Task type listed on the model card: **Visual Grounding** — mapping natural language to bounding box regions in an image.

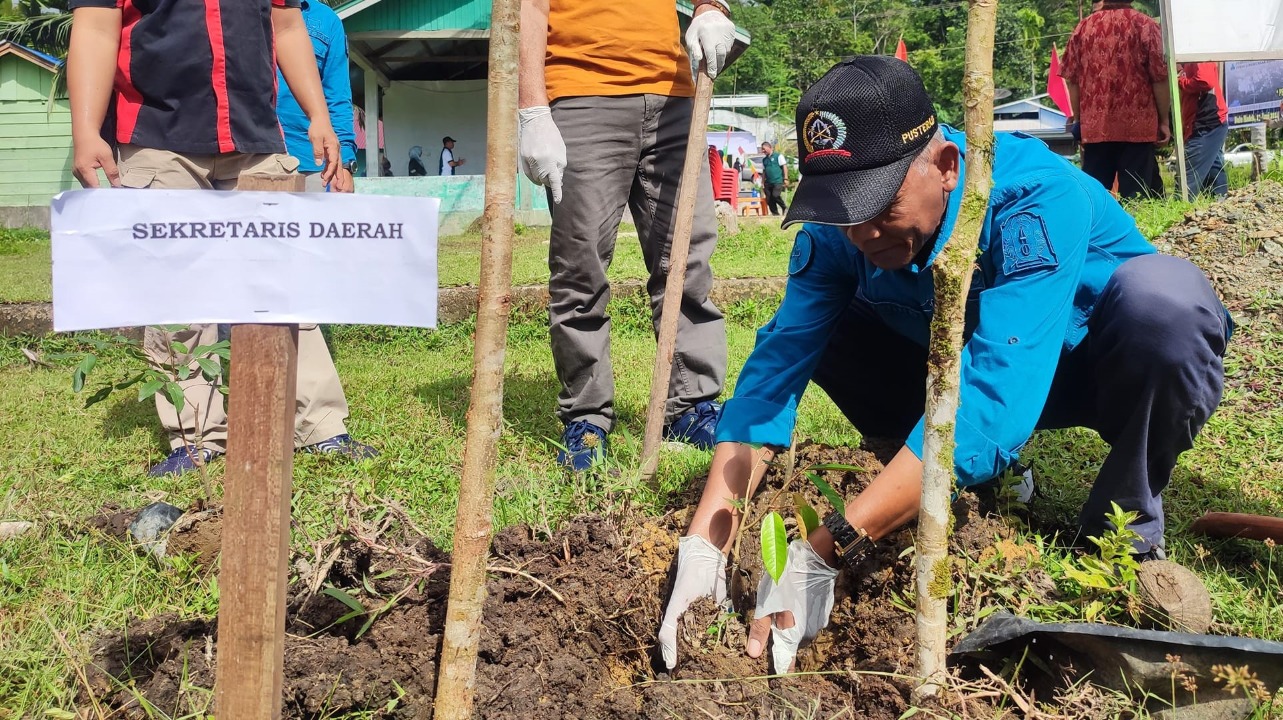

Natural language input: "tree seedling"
[71,326,229,412]
[759,468,853,583]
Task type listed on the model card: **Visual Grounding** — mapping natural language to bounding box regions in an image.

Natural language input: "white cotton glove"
[518,106,567,204]
[657,535,730,670]
[684,7,736,80]
[747,539,838,675]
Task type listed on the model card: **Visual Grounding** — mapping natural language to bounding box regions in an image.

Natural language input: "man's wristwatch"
[821,511,874,571]
[343,160,358,174]
[694,0,732,18]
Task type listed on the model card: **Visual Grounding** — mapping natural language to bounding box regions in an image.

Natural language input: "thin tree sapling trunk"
[913,0,999,701]
[432,0,520,715]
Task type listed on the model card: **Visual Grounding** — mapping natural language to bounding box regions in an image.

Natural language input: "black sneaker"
[148,446,222,477]
[301,434,378,460]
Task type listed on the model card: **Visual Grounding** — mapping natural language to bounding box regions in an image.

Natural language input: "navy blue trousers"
[1183,122,1229,198]
[811,254,1230,552]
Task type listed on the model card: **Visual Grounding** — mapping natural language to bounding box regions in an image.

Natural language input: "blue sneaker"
[557,421,608,471]
[301,434,379,460]
[148,446,222,477]
[663,401,721,450]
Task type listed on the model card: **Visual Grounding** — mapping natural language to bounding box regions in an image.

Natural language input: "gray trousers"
[548,94,727,429]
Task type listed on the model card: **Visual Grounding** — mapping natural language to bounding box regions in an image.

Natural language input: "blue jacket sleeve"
[905,172,1095,485]
[715,227,857,447]
[321,13,357,165]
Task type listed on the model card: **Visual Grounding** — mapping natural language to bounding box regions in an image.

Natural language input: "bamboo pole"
[432,0,519,714]
[1160,0,1189,201]
[640,67,715,484]
[913,0,998,701]
[213,167,305,720]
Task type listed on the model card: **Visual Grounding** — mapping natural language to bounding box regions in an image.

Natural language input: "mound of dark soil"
[81,442,1048,719]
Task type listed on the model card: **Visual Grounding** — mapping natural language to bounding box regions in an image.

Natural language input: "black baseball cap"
[443,136,455,143]
[783,56,938,228]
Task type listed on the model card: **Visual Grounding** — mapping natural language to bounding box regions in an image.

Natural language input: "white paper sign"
[51,189,439,331]
[1171,0,1283,61]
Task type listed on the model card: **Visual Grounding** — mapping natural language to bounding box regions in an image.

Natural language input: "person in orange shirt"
[517,0,736,470]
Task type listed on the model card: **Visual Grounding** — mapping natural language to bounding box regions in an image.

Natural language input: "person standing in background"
[440,136,466,175]
[759,141,789,215]
[66,0,377,476]
[1061,1,1170,199]
[516,0,737,469]
[408,146,427,176]
[1178,62,1229,198]
[276,0,358,192]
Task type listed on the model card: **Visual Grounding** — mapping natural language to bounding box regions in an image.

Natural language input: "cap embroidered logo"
[803,110,850,159]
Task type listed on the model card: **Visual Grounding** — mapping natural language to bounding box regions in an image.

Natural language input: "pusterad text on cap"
[901,115,937,145]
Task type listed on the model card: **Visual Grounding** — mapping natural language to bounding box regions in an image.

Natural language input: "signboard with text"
[1226,60,1283,128]
[51,189,439,331]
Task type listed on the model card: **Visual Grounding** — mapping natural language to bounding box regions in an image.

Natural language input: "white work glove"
[518,106,566,204]
[747,539,838,675]
[657,535,730,670]
[684,7,736,80]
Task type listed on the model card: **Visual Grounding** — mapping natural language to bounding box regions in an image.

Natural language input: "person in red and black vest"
[66,0,377,476]
[1178,62,1229,198]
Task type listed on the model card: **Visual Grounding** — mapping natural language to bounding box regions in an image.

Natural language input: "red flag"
[1047,43,1072,117]
[895,37,908,62]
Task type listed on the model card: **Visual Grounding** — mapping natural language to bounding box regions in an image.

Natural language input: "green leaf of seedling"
[164,382,185,413]
[196,358,222,381]
[761,511,789,584]
[177,365,191,381]
[808,463,867,473]
[806,472,846,517]
[72,355,97,393]
[792,492,820,539]
[138,379,165,401]
[114,371,145,390]
[83,385,113,408]
[322,586,366,613]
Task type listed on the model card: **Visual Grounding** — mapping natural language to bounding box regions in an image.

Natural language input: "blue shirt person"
[657,56,1231,675]
[276,0,358,189]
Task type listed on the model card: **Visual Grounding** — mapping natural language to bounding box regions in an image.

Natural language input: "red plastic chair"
[707,147,738,211]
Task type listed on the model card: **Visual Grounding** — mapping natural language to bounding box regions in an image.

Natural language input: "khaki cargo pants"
[117,145,351,452]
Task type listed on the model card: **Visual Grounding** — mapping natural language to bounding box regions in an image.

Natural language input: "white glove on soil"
[518,106,566,204]
[748,539,838,675]
[684,8,736,80]
[658,534,730,670]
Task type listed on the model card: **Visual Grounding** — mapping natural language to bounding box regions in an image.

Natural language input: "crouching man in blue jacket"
[657,56,1232,674]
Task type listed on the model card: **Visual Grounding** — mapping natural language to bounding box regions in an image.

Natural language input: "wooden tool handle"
[1188,512,1283,543]
[639,67,715,484]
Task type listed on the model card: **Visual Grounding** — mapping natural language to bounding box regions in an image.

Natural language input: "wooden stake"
[913,0,998,701]
[640,67,714,484]
[213,169,304,720]
[1159,0,1189,201]
[432,0,519,715]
